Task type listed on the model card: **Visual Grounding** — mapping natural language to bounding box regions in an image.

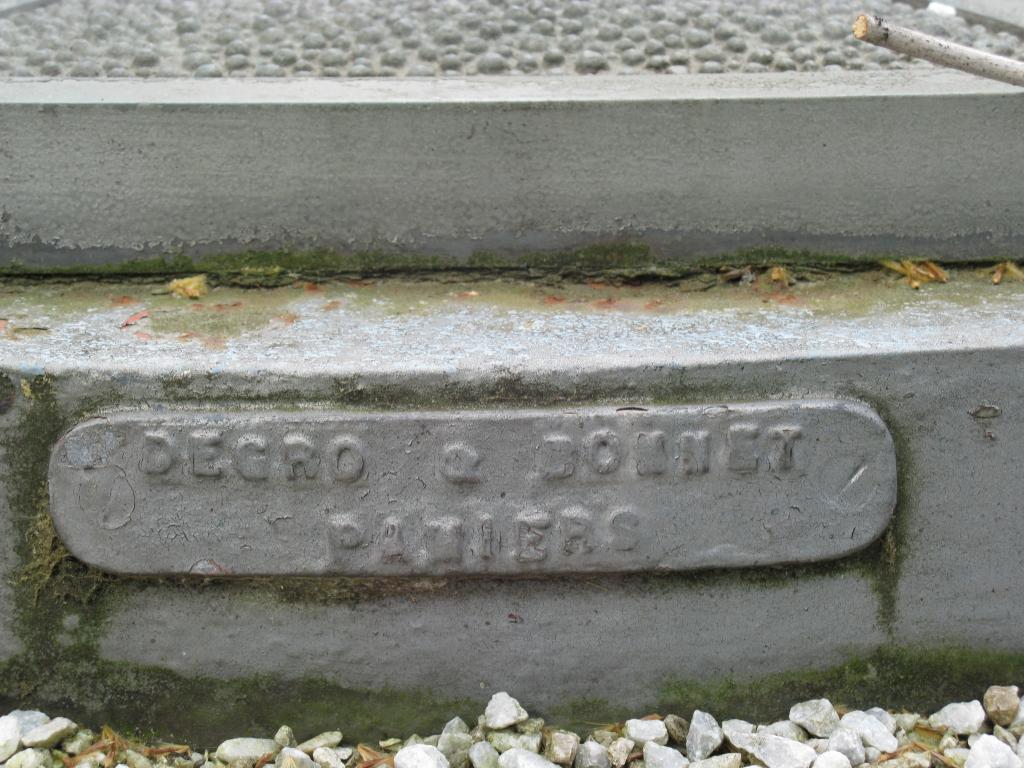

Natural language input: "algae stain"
[656,645,1024,724]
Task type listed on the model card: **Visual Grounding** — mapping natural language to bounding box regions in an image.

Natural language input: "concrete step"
[0,270,1021,740]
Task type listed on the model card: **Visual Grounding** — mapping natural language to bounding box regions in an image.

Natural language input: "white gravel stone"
[688,757,739,768]
[811,752,851,768]
[21,717,77,749]
[686,712,723,762]
[5,749,49,768]
[312,747,347,768]
[0,715,20,763]
[825,727,864,766]
[789,701,840,739]
[988,688,1023,728]
[642,742,687,768]
[625,721,668,748]
[965,734,1023,768]
[996,725,1019,749]
[470,742,500,768]
[720,720,753,747]
[486,694,529,730]
[607,738,634,768]
[6,713,48,733]
[298,732,343,754]
[947,748,971,764]
[839,711,898,752]
[438,732,475,759]
[544,732,580,766]
[865,708,896,734]
[888,754,929,768]
[864,747,881,763]
[1011,701,1024,738]
[929,701,987,735]
[498,749,558,768]
[488,732,542,754]
[728,732,816,768]
[277,747,317,768]
[215,738,282,764]
[893,714,921,733]
[758,721,808,742]
[396,745,451,768]
[663,717,688,746]
[124,749,153,768]
[806,739,829,755]
[573,742,609,768]
[444,718,470,735]
[275,727,297,749]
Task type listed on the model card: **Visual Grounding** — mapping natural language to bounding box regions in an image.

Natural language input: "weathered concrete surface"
[100,574,886,702]
[49,402,896,576]
[1,71,1024,265]
[0,470,19,662]
[0,276,1022,725]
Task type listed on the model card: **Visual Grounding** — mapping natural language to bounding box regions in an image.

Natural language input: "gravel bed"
[2,0,1024,78]
[5,688,1024,768]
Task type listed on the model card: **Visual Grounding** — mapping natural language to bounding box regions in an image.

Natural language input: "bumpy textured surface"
[1,0,1023,79]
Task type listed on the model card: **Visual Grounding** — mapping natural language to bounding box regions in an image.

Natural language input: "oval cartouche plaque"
[48,401,896,576]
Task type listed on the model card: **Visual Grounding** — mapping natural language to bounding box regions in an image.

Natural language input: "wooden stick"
[853,13,1024,87]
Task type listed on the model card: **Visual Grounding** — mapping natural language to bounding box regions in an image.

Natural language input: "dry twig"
[853,14,1024,87]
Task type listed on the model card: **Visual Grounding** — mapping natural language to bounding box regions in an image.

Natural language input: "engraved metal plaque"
[48,401,897,576]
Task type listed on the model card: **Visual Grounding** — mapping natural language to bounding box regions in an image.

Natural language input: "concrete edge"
[0,69,1017,103]
[2,69,1023,265]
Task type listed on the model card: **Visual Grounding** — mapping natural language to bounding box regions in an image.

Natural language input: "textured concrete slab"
[1,71,1023,267]
[0,274,1021,730]
[48,402,896,576]
[0,0,1016,78]
[0,474,19,662]
[99,574,886,706]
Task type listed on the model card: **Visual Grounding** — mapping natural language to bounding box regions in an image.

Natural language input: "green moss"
[0,244,914,286]
[0,359,963,744]
[656,646,1024,725]
[0,644,1020,748]
[0,655,476,747]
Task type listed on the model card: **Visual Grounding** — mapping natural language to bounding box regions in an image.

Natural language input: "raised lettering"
[329,435,365,482]
[473,516,496,560]
[424,516,463,564]
[636,431,667,476]
[538,434,575,480]
[380,515,405,563]
[190,430,224,478]
[234,434,268,480]
[767,426,802,471]
[678,430,709,475]
[515,511,551,562]
[283,433,320,480]
[441,442,482,483]
[328,512,366,549]
[727,424,760,473]
[140,430,175,475]
[586,429,621,474]
[608,508,641,551]
[559,507,594,555]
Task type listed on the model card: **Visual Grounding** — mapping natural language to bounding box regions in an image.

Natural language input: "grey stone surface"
[92,572,883,707]
[2,71,1024,265]
[0,464,18,662]
[0,0,1018,78]
[1,281,1024,708]
[48,401,895,576]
